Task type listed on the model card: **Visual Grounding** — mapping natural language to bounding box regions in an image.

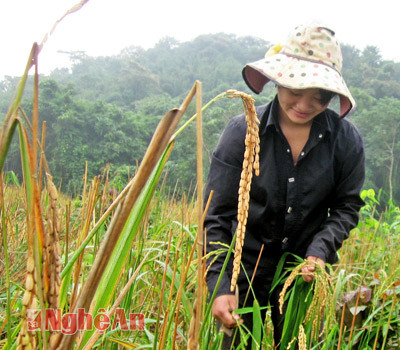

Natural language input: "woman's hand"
[212,294,242,329]
[301,256,325,283]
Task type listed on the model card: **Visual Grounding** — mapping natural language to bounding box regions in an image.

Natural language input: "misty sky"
[0,0,398,79]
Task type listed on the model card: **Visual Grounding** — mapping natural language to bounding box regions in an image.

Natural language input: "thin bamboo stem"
[188,80,204,349]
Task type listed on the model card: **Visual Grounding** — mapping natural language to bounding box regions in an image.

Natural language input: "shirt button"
[287,206,292,213]
[318,133,323,139]
[288,177,295,182]
[287,149,290,153]
[300,151,305,156]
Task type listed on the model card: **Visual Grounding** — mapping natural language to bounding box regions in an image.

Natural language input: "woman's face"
[277,87,330,126]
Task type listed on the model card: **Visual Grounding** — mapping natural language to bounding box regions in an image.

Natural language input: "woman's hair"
[318,89,336,105]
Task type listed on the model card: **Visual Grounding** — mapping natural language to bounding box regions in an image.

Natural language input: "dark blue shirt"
[204,96,365,297]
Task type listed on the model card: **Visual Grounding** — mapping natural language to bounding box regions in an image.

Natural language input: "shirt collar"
[258,96,279,136]
[312,109,332,135]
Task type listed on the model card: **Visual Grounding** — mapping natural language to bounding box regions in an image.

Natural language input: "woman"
[204,25,365,348]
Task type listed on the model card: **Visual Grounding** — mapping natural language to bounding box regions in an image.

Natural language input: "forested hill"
[1,33,400,202]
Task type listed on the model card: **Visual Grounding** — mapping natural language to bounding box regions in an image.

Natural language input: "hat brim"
[243,53,356,117]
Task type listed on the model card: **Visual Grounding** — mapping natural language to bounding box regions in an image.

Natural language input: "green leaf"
[108,337,138,348]
[251,299,262,350]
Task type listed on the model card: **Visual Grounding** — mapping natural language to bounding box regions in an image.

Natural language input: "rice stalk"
[278,259,333,349]
[62,81,204,348]
[70,175,101,308]
[38,0,90,55]
[60,171,131,280]
[304,266,333,341]
[43,174,61,306]
[0,175,12,347]
[171,234,185,349]
[0,3,89,345]
[14,53,49,349]
[174,250,190,343]
[346,285,362,346]
[60,115,182,349]
[285,338,297,350]
[297,325,307,350]
[43,174,62,349]
[337,301,346,350]
[3,40,69,350]
[278,262,308,314]
[228,90,260,292]
[64,201,71,267]
[0,43,36,172]
[154,229,174,350]
[180,225,202,346]
[13,113,68,348]
[380,292,396,350]
[98,166,111,227]
[38,122,46,194]
[199,232,237,343]
[80,250,152,350]
[243,244,264,307]
[15,132,41,348]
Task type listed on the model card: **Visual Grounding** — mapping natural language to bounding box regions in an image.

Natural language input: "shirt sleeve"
[306,124,365,263]
[204,115,246,297]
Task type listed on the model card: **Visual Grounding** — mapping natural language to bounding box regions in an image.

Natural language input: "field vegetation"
[0,3,399,349]
[0,66,399,348]
[0,168,399,349]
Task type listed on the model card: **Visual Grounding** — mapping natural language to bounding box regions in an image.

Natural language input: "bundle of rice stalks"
[277,259,334,349]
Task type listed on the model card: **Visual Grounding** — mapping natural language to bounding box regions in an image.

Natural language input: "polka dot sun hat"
[242,25,356,117]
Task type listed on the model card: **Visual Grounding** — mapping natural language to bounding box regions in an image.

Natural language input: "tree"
[2,33,400,198]
[362,46,382,69]
[353,98,400,202]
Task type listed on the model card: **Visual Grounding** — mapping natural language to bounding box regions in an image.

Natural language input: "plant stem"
[0,176,12,348]
[380,293,396,350]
